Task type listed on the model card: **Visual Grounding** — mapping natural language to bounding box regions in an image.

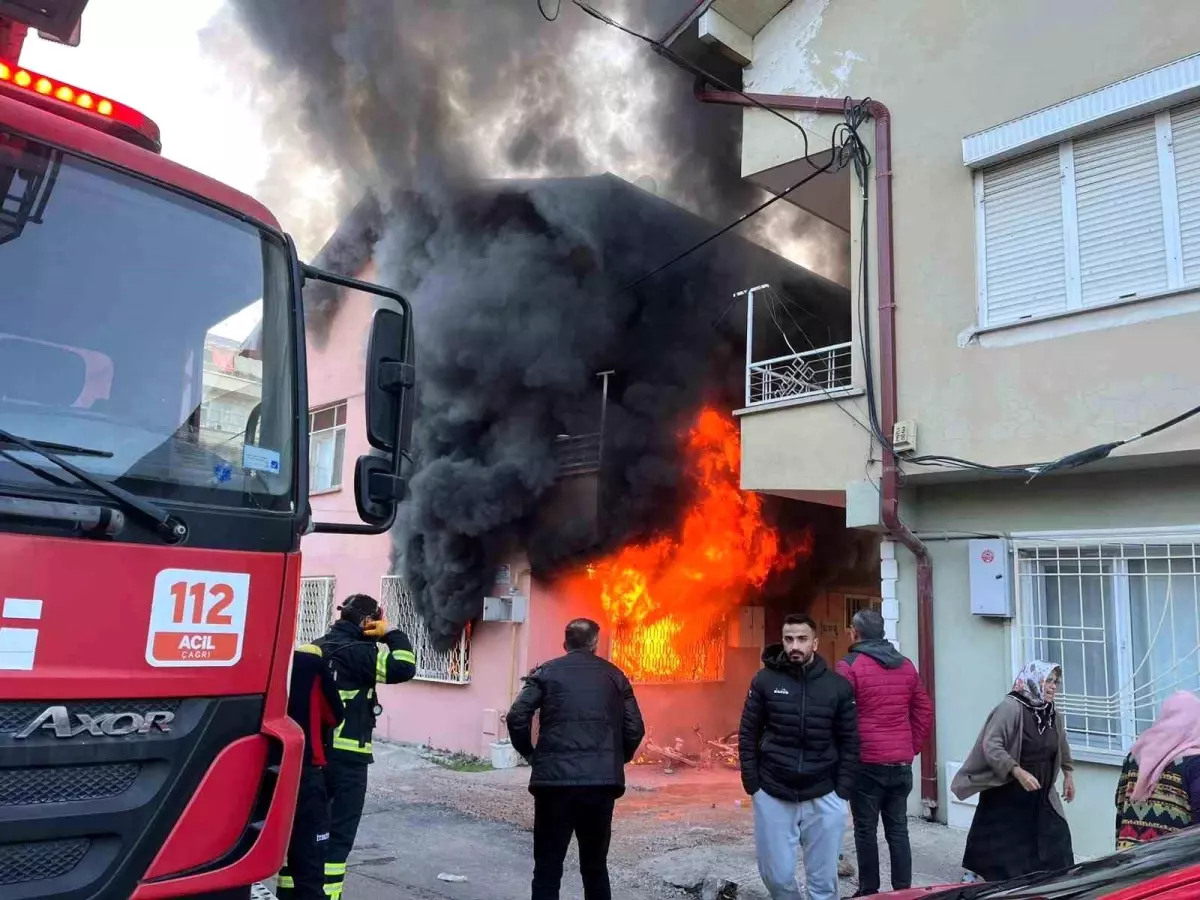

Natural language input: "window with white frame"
[976,101,1200,328]
[309,402,347,493]
[379,575,471,684]
[1013,534,1200,758]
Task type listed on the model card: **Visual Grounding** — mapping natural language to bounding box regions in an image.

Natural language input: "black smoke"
[221,0,849,648]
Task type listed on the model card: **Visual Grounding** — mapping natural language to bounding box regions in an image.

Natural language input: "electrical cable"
[543,1,864,289]
[623,155,836,290]
[537,0,561,21]
[550,2,1200,476]
[832,99,1200,479]
[562,0,829,171]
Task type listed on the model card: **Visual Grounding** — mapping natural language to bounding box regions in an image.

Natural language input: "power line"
[537,0,561,21]
[623,158,836,290]
[562,0,828,169]
[548,2,1200,475]
[538,0,859,290]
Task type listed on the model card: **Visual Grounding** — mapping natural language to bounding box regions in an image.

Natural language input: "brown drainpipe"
[695,85,939,818]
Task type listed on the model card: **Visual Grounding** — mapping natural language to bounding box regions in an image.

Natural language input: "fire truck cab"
[0,3,414,899]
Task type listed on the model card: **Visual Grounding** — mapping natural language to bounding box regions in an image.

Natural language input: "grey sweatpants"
[752,789,846,900]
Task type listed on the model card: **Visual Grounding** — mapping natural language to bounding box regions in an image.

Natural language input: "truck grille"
[0,763,140,806]
[0,838,90,885]
[0,699,181,734]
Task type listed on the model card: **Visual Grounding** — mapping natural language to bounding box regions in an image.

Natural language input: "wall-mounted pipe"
[694,84,939,817]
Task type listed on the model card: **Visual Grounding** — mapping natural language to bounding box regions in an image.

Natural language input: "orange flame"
[558,407,807,682]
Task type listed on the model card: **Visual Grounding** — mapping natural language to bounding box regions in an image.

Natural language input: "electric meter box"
[482,593,528,623]
[968,539,1012,617]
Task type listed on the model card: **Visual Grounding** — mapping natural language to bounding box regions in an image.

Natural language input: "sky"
[21,1,267,202]
[14,0,844,310]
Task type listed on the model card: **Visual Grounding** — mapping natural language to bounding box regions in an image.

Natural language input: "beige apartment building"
[667,0,1200,859]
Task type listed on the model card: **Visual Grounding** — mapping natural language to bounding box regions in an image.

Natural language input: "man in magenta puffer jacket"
[835,609,933,897]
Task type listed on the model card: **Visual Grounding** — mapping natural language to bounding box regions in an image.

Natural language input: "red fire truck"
[0,3,413,899]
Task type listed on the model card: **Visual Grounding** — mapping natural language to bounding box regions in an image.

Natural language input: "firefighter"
[277,643,344,900]
[314,594,417,899]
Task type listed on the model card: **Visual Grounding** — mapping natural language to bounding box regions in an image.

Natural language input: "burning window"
[380,576,471,684]
[560,408,808,686]
[609,616,727,685]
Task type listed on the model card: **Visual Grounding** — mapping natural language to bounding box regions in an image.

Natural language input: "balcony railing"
[746,342,853,407]
[555,433,601,476]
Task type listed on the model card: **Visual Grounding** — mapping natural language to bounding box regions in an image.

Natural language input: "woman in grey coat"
[950,661,1075,882]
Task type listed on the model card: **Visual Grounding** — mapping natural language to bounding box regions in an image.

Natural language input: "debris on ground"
[700,876,738,900]
[437,873,468,883]
[365,741,968,899]
[417,745,494,772]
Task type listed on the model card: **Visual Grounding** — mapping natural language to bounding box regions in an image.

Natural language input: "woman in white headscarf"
[950,661,1075,882]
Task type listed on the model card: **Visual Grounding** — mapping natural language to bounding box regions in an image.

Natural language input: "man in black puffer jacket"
[507,618,645,900]
[739,613,859,900]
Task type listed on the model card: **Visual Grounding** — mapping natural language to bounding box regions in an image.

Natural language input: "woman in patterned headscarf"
[1114,691,1200,851]
[950,661,1075,882]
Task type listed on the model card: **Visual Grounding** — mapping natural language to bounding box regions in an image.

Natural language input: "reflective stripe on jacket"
[315,619,416,763]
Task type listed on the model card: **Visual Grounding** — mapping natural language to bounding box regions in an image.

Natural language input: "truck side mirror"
[302,263,416,536]
[354,455,399,527]
[354,308,414,525]
[365,308,414,455]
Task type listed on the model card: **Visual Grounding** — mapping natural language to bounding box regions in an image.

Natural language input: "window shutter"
[1171,102,1200,287]
[1073,117,1168,306]
[980,148,1068,326]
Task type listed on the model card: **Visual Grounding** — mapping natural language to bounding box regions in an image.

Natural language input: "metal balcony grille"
[555,433,601,476]
[0,763,139,806]
[610,617,727,685]
[0,838,90,885]
[1014,535,1200,755]
[380,576,470,684]
[297,576,336,646]
[746,342,853,406]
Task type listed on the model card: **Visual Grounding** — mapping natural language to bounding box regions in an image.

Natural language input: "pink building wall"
[297,273,787,759]
[299,277,544,757]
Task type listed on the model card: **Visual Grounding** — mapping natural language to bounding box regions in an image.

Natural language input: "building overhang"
[663,0,793,45]
[663,0,794,73]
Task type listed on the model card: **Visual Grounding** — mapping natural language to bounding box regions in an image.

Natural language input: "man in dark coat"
[506,618,645,900]
[739,613,859,900]
[836,608,932,897]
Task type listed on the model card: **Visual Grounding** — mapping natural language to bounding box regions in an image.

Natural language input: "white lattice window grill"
[297,576,336,646]
[1014,536,1200,758]
[609,618,728,686]
[379,576,471,685]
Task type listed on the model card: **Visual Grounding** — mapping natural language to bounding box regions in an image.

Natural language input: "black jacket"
[288,643,344,767]
[315,619,416,764]
[506,649,645,795]
[738,644,859,802]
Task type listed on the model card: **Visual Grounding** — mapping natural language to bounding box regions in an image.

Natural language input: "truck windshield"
[0,131,294,513]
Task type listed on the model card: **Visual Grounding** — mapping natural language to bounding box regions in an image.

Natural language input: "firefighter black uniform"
[315,600,416,900]
[276,643,343,900]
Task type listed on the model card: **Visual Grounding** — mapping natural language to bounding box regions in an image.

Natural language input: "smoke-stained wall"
[220,1,851,648]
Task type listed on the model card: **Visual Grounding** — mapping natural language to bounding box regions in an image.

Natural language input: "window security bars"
[296,576,336,646]
[379,576,470,684]
[609,617,727,685]
[1015,537,1200,756]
